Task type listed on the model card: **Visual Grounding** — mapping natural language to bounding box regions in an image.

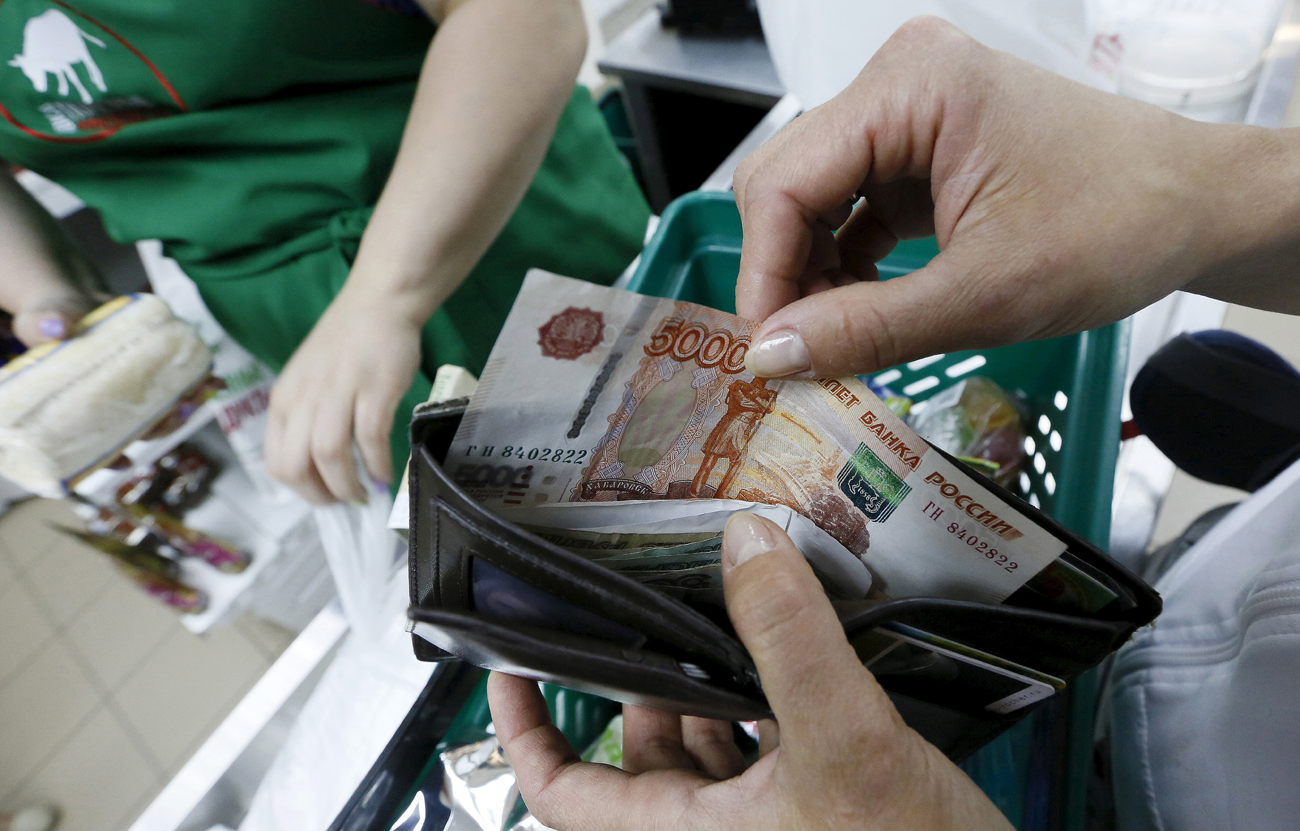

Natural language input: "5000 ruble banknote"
[448,271,1067,603]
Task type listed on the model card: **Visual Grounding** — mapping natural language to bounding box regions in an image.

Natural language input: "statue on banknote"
[690,377,778,498]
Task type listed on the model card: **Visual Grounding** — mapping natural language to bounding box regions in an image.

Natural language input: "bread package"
[0,294,213,497]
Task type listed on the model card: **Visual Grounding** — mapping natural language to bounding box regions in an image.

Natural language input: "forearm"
[1183,124,1300,314]
[342,0,587,322]
[0,167,96,315]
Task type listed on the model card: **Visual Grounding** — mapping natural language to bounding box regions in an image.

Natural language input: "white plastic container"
[1089,0,1286,121]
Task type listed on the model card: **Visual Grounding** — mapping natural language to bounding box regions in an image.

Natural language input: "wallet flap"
[409,608,770,723]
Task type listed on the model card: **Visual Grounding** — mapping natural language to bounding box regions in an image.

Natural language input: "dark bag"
[407,400,1161,761]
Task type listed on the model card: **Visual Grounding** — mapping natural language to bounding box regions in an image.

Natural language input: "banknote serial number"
[461,445,588,464]
[921,499,1019,572]
[946,522,1017,572]
[644,318,749,374]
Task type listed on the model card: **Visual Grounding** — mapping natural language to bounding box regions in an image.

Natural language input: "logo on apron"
[8,9,106,104]
[1,1,186,142]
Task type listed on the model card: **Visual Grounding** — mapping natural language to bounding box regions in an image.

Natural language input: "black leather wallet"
[407,400,1161,761]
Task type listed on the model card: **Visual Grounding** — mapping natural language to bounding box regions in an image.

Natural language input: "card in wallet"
[406,399,1160,761]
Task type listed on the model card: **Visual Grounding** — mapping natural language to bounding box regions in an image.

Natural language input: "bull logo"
[8,10,107,105]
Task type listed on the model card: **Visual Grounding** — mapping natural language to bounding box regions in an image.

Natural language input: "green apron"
[0,0,651,482]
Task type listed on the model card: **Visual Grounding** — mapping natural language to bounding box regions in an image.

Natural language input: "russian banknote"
[449,270,1068,604]
[501,499,875,603]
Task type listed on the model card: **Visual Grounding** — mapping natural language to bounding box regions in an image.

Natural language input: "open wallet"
[407,399,1162,762]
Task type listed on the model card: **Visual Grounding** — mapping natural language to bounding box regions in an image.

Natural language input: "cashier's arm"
[0,167,98,345]
[264,0,587,503]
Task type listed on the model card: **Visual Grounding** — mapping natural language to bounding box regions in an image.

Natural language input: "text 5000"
[462,445,588,463]
[644,317,749,373]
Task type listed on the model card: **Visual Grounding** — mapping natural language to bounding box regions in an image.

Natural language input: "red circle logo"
[538,307,604,361]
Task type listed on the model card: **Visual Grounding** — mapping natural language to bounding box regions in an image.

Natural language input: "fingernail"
[724,512,777,569]
[373,478,390,493]
[746,330,811,378]
[38,317,67,339]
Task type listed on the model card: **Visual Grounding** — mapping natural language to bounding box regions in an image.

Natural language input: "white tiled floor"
[0,498,296,831]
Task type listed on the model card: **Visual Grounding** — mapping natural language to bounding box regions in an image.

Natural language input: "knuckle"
[734,153,759,192]
[354,408,391,448]
[832,292,899,373]
[890,15,963,50]
[529,761,594,826]
[310,428,351,465]
[732,568,818,653]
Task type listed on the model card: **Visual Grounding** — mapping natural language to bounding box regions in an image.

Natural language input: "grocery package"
[907,376,1028,487]
[57,524,209,614]
[116,442,221,516]
[0,294,213,497]
[75,495,250,577]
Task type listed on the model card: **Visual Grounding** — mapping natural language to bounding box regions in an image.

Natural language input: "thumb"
[12,307,82,347]
[743,250,1018,378]
[721,512,896,743]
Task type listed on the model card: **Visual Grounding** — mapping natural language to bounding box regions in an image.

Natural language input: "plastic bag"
[312,480,406,642]
[433,715,625,831]
[908,377,1027,487]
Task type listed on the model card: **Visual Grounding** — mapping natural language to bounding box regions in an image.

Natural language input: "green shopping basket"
[625,190,1128,831]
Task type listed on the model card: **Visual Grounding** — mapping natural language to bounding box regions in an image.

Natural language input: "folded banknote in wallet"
[405,270,1161,760]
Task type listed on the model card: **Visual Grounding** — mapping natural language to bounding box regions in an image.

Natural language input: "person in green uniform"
[0,0,650,503]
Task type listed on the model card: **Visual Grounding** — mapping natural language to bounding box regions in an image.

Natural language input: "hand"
[734,16,1300,380]
[264,287,421,503]
[10,291,93,347]
[488,512,1012,831]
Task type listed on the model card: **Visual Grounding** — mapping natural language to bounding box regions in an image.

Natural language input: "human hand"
[264,287,421,503]
[10,291,93,347]
[488,512,1013,831]
[735,17,1300,380]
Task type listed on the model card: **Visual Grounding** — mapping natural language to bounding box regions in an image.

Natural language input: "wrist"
[335,263,444,330]
[1183,123,1300,309]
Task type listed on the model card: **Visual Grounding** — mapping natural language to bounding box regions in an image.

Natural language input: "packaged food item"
[906,376,1027,487]
[76,501,180,559]
[58,526,180,578]
[139,377,225,440]
[55,524,208,614]
[0,294,213,497]
[118,503,251,573]
[116,559,208,614]
[75,496,251,574]
[115,443,219,516]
